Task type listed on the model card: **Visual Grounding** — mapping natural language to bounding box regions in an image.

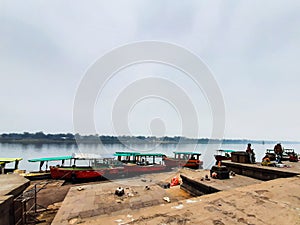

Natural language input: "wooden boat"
[51,152,169,181]
[163,152,203,169]
[283,149,298,162]
[263,148,298,162]
[263,149,276,161]
[0,158,22,174]
[114,151,140,164]
[114,152,168,175]
[214,149,236,164]
[50,153,124,181]
[21,156,73,180]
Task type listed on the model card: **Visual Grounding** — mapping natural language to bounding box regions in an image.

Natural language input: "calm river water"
[0,142,299,171]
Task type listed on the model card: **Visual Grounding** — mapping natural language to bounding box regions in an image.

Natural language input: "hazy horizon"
[1,1,300,141]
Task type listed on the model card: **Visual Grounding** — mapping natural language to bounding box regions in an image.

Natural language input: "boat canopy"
[0,158,22,173]
[216,149,236,153]
[137,153,166,157]
[284,148,295,153]
[266,149,275,153]
[114,152,165,157]
[72,153,102,160]
[28,156,72,162]
[114,152,140,157]
[0,158,22,163]
[173,152,201,155]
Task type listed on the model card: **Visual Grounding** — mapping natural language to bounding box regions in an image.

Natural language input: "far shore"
[1,132,299,145]
[0,138,298,146]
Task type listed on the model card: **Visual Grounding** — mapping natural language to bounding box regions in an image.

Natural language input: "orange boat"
[50,152,168,181]
[114,152,169,176]
[214,149,236,164]
[50,153,124,181]
[163,152,203,169]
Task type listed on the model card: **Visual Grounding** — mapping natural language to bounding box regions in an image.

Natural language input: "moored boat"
[0,158,22,174]
[214,149,236,164]
[114,151,140,164]
[114,152,169,175]
[50,153,124,181]
[21,156,73,180]
[263,148,298,162]
[163,152,203,169]
[283,149,298,162]
[51,151,170,181]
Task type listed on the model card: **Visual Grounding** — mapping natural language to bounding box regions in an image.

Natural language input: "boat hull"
[163,158,203,169]
[50,167,110,180]
[50,164,168,181]
[22,172,52,180]
[124,164,168,175]
[214,155,231,162]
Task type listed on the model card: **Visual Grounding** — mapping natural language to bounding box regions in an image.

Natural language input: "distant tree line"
[0,132,76,144]
[0,132,290,145]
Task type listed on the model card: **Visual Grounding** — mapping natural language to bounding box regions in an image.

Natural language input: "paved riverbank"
[50,168,289,225]
[68,175,300,225]
[29,163,300,225]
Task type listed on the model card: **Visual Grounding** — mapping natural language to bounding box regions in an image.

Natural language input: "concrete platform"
[51,172,191,225]
[49,164,300,225]
[51,169,265,225]
[222,160,300,180]
[0,174,30,197]
[0,174,30,225]
[68,175,300,225]
[180,170,262,196]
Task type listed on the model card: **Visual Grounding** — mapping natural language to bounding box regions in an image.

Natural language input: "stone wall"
[180,175,220,196]
[222,162,299,180]
[0,195,14,225]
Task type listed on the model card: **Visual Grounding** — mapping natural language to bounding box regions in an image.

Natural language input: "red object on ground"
[170,177,180,187]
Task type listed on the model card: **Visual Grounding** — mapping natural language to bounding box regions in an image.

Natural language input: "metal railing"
[13,182,49,225]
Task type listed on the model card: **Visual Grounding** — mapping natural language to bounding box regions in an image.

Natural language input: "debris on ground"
[163,196,171,203]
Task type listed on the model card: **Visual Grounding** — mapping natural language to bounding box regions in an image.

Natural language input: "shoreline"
[1,139,298,145]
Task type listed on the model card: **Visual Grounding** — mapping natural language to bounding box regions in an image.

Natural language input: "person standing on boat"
[274,143,283,163]
[246,143,255,163]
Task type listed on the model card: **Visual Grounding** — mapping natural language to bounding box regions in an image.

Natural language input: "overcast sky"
[0,1,300,141]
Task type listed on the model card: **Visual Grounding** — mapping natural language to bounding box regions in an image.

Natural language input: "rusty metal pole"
[23,199,26,224]
[34,184,37,213]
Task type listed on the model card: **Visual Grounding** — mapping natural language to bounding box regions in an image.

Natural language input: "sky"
[0,1,300,141]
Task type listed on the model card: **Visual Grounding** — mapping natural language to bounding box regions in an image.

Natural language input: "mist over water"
[0,142,298,171]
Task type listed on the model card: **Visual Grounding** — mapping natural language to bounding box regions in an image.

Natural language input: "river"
[0,142,299,171]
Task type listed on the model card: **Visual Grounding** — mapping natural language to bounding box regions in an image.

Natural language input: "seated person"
[274,143,283,163]
[246,143,255,163]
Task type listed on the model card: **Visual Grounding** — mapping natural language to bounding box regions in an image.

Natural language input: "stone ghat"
[51,171,191,225]
[0,174,30,225]
[50,162,300,225]
[70,175,300,225]
[222,160,300,180]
